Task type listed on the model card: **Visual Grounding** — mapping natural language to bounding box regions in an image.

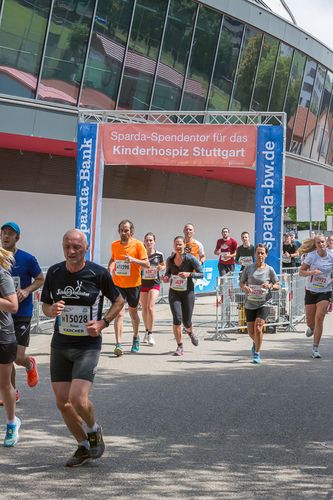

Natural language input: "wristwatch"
[102,316,110,327]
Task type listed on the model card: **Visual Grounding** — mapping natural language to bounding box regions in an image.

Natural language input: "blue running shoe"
[4,417,21,447]
[131,337,140,353]
[253,352,261,364]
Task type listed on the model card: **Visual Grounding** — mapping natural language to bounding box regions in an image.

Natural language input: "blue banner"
[255,125,284,274]
[76,123,104,262]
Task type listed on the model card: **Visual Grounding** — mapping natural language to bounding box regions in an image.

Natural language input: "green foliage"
[286,204,333,231]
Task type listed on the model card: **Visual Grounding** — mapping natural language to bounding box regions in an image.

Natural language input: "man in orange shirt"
[108,220,149,356]
[183,223,206,264]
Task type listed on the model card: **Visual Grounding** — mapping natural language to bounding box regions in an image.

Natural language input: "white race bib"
[282,255,291,264]
[13,276,21,291]
[143,266,158,280]
[239,256,253,267]
[170,275,187,291]
[247,284,267,302]
[221,252,230,261]
[115,260,130,276]
[59,305,91,336]
[312,274,331,289]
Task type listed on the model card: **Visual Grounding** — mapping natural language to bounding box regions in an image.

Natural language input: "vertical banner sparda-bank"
[76,123,104,262]
[255,125,284,274]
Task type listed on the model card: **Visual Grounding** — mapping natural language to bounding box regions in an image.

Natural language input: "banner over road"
[101,123,257,168]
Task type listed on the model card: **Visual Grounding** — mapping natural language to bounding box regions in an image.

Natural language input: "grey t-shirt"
[0,267,16,344]
[240,263,278,310]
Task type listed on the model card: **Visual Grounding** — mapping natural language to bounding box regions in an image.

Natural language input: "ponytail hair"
[0,247,14,271]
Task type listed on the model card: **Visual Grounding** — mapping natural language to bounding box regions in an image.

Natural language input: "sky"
[286,0,333,51]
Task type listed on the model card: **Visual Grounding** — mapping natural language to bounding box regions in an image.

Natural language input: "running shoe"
[306,327,314,338]
[87,424,105,459]
[66,446,90,467]
[147,334,155,346]
[131,337,140,353]
[4,417,21,447]
[311,348,321,359]
[188,331,199,346]
[0,389,20,407]
[114,343,124,357]
[173,345,184,356]
[143,332,148,343]
[253,352,261,364]
[26,356,38,387]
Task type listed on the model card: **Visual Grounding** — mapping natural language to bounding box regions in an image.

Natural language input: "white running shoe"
[311,348,321,359]
[306,327,314,337]
[147,334,155,346]
[143,333,148,343]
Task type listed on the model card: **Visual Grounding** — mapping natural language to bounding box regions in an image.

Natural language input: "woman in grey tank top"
[0,247,20,446]
[240,244,280,364]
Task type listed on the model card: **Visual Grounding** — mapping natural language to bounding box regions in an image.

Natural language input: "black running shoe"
[88,424,105,459]
[66,446,90,467]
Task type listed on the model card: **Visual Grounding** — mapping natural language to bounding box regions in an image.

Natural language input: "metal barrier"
[211,269,307,340]
[29,267,307,336]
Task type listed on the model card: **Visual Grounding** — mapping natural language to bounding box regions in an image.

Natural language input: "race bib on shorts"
[13,276,21,291]
[247,284,267,302]
[142,266,158,280]
[170,275,187,291]
[115,260,131,276]
[59,305,91,336]
[312,273,331,289]
[239,256,253,267]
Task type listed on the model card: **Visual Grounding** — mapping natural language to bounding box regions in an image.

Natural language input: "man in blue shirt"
[1,222,44,401]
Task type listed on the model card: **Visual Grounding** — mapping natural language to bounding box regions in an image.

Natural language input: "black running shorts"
[50,347,100,383]
[13,316,31,347]
[305,289,331,305]
[0,342,17,364]
[245,306,269,323]
[117,286,141,308]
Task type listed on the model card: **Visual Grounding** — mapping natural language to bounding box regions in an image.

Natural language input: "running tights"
[169,289,195,328]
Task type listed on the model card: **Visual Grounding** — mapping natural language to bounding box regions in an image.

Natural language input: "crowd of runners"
[0,219,332,467]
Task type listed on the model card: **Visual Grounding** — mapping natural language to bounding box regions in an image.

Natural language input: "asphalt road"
[1,297,333,499]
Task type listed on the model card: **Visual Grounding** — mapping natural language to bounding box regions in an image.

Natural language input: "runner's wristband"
[102,316,110,327]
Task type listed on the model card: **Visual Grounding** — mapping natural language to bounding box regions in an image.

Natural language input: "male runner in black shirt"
[41,229,124,467]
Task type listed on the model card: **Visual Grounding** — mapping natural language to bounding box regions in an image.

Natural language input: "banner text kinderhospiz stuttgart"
[101,123,257,168]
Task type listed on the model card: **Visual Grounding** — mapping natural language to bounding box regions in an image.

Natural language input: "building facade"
[0,0,333,263]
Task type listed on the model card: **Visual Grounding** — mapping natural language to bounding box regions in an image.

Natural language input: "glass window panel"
[230,25,262,111]
[38,0,95,105]
[284,50,306,149]
[180,5,221,111]
[0,0,51,98]
[313,72,333,163]
[207,16,244,111]
[323,83,333,165]
[268,42,293,111]
[289,59,317,155]
[117,0,168,111]
[151,0,196,111]
[251,34,279,111]
[301,65,326,157]
[80,0,134,109]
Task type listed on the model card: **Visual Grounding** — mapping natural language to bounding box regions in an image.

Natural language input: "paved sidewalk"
[1,296,333,499]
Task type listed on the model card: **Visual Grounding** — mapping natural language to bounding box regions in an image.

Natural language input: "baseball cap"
[1,222,21,235]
